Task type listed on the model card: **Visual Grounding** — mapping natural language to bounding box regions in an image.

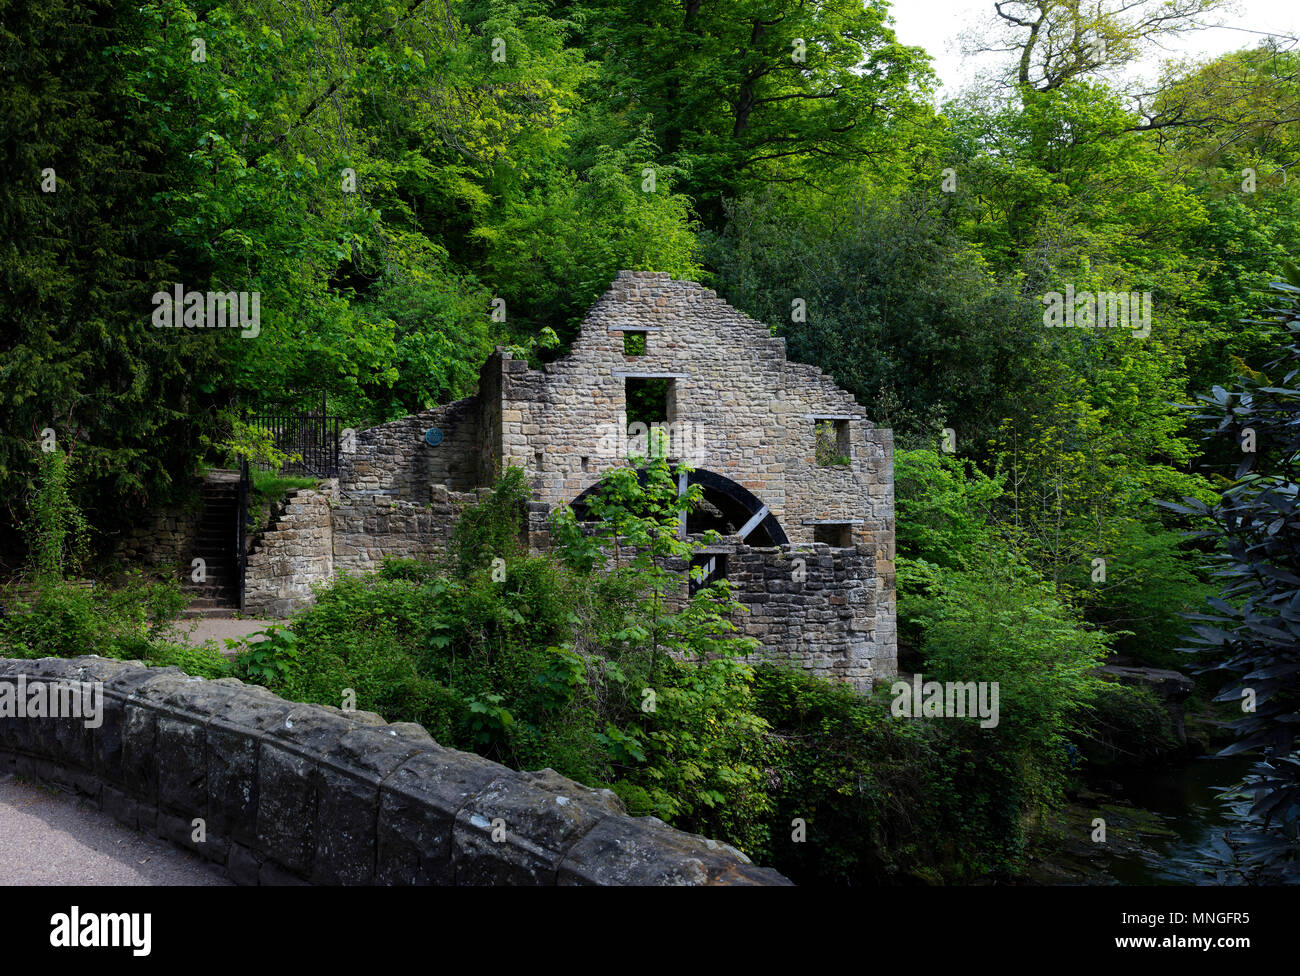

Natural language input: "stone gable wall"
[493,271,895,680]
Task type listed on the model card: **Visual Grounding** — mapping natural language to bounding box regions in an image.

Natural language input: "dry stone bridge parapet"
[0,656,788,885]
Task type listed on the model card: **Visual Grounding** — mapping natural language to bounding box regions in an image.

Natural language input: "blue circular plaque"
[424,427,443,447]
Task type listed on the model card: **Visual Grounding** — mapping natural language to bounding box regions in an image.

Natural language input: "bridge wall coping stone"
[0,656,790,886]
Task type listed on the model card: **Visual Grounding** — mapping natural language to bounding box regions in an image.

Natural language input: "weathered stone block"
[376,746,504,885]
[452,768,625,886]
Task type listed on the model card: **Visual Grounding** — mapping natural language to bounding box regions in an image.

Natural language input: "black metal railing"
[244,409,342,478]
[238,455,249,612]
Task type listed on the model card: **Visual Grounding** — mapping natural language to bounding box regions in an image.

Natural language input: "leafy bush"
[0,570,226,683]
[0,573,188,663]
[146,640,234,679]
[1073,680,1179,766]
[23,449,91,583]
[751,665,945,884]
[1168,265,1300,877]
[903,552,1110,821]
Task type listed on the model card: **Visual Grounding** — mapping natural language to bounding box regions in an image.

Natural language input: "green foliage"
[751,665,945,883]
[23,450,90,583]
[213,417,304,472]
[145,640,235,680]
[474,130,702,346]
[575,0,934,216]
[1062,518,1216,667]
[1073,680,1179,766]
[899,547,1112,859]
[704,191,1042,447]
[0,0,212,555]
[751,663,1075,884]
[446,465,530,577]
[1168,268,1300,877]
[233,625,303,691]
[0,572,189,666]
[895,449,1005,569]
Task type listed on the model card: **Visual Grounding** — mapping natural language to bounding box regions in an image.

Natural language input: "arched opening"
[570,468,787,546]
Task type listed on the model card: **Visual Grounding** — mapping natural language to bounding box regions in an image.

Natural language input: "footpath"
[0,775,230,885]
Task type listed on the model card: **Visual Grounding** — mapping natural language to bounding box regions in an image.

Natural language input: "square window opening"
[814,419,851,467]
[623,331,647,356]
[814,524,853,547]
[689,553,727,596]
[626,376,675,429]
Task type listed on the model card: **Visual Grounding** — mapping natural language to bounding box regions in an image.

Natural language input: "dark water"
[1086,754,1259,885]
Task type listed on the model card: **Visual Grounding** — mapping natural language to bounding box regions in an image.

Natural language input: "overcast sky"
[888,0,1300,100]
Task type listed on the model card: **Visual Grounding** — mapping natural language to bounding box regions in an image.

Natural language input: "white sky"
[887,0,1300,100]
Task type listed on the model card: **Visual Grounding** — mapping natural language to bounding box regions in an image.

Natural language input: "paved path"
[0,776,231,885]
[158,617,287,654]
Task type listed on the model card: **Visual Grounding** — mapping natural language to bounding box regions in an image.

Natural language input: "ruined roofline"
[345,270,884,454]
[345,392,481,441]
[489,270,878,430]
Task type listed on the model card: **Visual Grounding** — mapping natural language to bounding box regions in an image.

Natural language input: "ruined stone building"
[235,272,897,688]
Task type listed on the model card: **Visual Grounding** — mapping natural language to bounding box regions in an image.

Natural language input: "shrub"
[1073,680,1179,766]
[0,573,188,663]
[23,449,91,583]
[146,640,234,679]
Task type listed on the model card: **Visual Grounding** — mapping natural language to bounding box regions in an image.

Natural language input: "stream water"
[1082,754,1259,885]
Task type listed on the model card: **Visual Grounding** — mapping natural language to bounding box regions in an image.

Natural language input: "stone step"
[183,578,237,589]
[180,607,238,619]
[184,597,237,611]
[183,575,237,587]
[202,468,242,483]
[184,579,236,591]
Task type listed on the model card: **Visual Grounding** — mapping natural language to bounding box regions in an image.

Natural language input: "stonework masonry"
[113,484,203,568]
[0,655,788,885]
[240,271,897,688]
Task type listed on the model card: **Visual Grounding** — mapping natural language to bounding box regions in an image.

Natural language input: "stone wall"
[243,487,335,617]
[0,655,790,885]
[729,544,879,688]
[111,484,203,568]
[337,395,484,500]
[242,484,485,615]
[330,486,483,577]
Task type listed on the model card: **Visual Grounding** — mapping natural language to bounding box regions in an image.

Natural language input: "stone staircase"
[182,470,242,617]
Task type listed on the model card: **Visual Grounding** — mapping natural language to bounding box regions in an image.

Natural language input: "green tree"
[574,0,933,219]
[1168,266,1300,879]
[704,189,1042,447]
[0,0,214,556]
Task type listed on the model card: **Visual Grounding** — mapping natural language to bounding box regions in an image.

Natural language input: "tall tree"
[575,0,933,219]
[0,0,213,560]
[967,0,1231,96]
